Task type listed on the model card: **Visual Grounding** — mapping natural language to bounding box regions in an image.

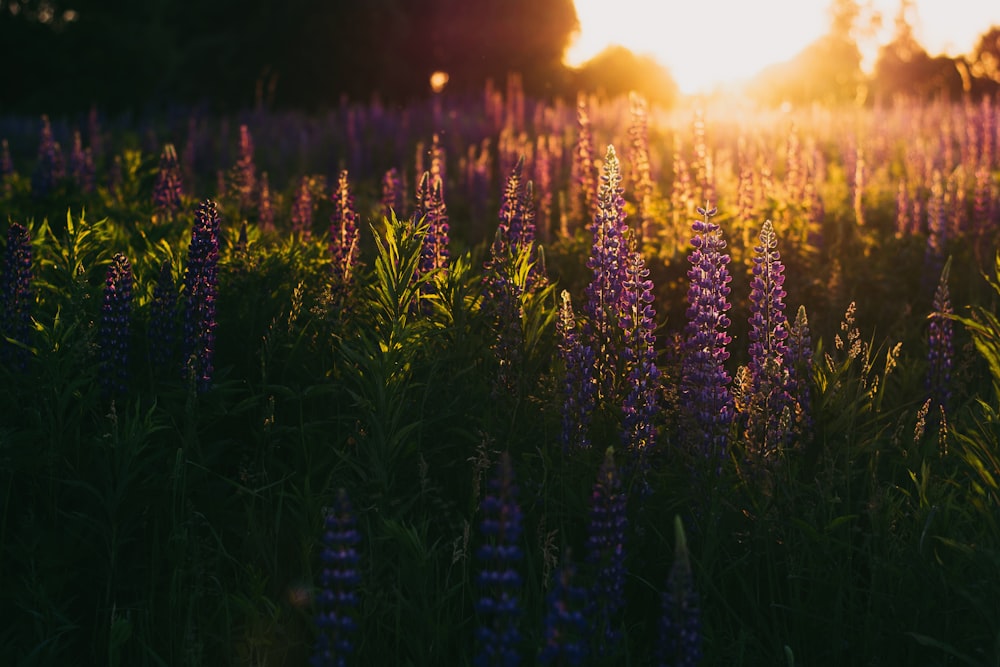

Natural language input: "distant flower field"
[1,83,999,666]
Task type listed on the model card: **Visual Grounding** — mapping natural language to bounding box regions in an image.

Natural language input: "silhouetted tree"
[571,46,679,108]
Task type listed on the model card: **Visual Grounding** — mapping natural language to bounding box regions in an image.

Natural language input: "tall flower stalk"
[152,144,184,218]
[149,259,177,377]
[586,448,627,657]
[681,205,734,466]
[475,451,523,667]
[745,220,793,458]
[927,258,954,411]
[656,516,702,667]
[557,290,596,451]
[1,223,34,371]
[619,248,660,471]
[99,253,133,398]
[583,145,630,404]
[311,488,361,667]
[329,170,360,287]
[183,200,220,393]
[539,550,588,666]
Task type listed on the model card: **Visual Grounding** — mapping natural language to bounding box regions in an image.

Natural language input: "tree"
[971,26,1000,83]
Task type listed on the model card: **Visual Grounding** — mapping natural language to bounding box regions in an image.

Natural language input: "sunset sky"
[565,0,1000,94]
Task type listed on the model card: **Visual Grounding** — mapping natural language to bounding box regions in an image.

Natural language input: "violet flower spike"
[680,204,734,466]
[586,448,627,657]
[1,223,34,371]
[329,170,360,286]
[656,516,702,667]
[311,488,361,667]
[927,258,954,411]
[99,253,133,398]
[475,451,524,667]
[183,200,220,393]
[745,220,794,457]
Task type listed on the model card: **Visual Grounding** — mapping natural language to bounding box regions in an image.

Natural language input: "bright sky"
[565,0,1000,94]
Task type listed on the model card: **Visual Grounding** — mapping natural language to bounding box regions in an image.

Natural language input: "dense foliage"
[1,85,1000,666]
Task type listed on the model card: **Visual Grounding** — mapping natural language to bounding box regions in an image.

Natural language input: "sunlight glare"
[566,0,1000,95]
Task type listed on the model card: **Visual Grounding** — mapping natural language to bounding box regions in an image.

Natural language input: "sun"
[564,0,832,95]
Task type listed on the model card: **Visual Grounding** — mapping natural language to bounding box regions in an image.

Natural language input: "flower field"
[2,85,1000,666]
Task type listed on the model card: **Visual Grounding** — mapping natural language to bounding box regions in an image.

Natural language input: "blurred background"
[0,0,999,114]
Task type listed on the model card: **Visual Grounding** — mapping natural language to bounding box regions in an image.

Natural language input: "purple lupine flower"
[415,171,450,275]
[67,130,94,193]
[680,205,734,466]
[149,259,177,377]
[311,488,361,667]
[482,163,533,398]
[745,220,793,457]
[927,259,954,410]
[475,451,523,667]
[380,167,403,221]
[232,124,257,214]
[539,550,588,666]
[152,144,184,217]
[183,200,220,393]
[586,448,627,657]
[329,170,360,287]
[98,253,133,398]
[31,115,64,198]
[493,156,527,259]
[569,95,598,232]
[628,93,655,243]
[786,305,814,441]
[924,169,947,292]
[1,223,33,371]
[557,290,596,451]
[584,145,631,404]
[533,135,555,244]
[656,516,702,667]
[620,249,661,473]
[292,176,314,239]
[258,171,274,232]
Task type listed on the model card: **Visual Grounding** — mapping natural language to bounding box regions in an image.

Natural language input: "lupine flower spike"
[586,447,627,657]
[475,451,524,667]
[927,257,954,411]
[149,259,177,376]
[539,549,588,666]
[329,170,360,287]
[557,290,596,451]
[152,144,184,218]
[681,205,734,467]
[619,247,660,481]
[183,200,221,393]
[99,253,133,398]
[291,176,314,239]
[584,145,630,404]
[1,223,34,371]
[656,516,702,667]
[32,114,64,198]
[311,488,361,667]
[745,220,793,458]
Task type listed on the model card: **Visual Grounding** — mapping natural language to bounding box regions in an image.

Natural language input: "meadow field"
[1,84,999,666]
